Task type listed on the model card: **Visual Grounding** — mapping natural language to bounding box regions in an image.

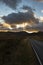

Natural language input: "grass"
[0,38,39,65]
[30,35,43,42]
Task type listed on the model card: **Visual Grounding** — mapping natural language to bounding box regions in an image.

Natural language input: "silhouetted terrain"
[30,31,43,41]
[0,31,40,65]
[0,31,28,40]
[0,31,43,41]
[0,31,43,39]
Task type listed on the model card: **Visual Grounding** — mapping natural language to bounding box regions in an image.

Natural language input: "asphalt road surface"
[30,39,43,65]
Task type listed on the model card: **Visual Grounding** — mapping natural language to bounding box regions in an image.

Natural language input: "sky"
[0,0,43,33]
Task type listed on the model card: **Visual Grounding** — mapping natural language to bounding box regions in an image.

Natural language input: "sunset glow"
[26,30,39,33]
[0,0,43,32]
[16,23,28,28]
[40,17,43,22]
[3,23,12,30]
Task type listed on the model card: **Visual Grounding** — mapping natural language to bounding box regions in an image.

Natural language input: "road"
[30,39,43,65]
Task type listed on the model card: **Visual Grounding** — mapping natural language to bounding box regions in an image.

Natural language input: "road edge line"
[32,44,42,65]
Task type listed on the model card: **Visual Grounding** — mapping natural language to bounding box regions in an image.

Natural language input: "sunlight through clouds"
[2,23,12,30]
[40,16,43,22]
[16,23,28,28]
[0,0,43,32]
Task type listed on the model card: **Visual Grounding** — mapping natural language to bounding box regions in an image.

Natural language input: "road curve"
[30,39,43,65]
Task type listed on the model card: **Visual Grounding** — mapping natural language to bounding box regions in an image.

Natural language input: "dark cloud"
[2,12,38,24]
[22,5,34,16]
[33,0,43,2]
[24,0,43,2]
[25,22,43,32]
[0,0,21,9]
[22,5,36,11]
[22,5,32,10]
[26,0,43,2]
[2,6,39,24]
[35,23,43,31]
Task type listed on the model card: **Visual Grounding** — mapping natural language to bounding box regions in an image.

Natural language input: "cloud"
[25,22,43,32]
[0,19,43,32]
[33,0,43,2]
[22,5,32,10]
[36,22,43,31]
[2,6,39,25]
[41,10,43,13]
[1,6,41,33]
[22,5,34,15]
[0,22,12,30]
[0,0,21,9]
[24,0,43,2]
[39,16,43,21]
[2,12,38,25]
